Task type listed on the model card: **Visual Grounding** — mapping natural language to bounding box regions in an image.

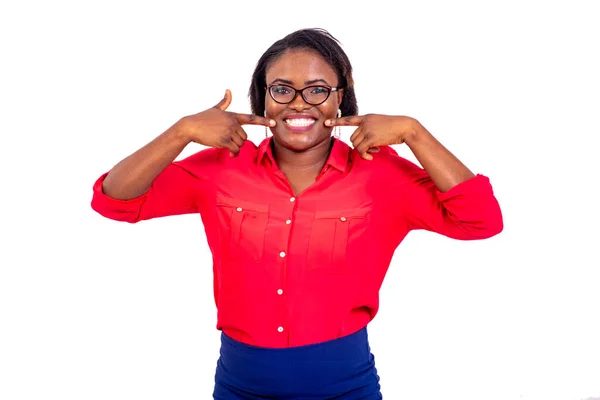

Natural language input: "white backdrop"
[1,1,599,399]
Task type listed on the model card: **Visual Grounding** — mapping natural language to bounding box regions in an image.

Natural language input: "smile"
[284,118,316,127]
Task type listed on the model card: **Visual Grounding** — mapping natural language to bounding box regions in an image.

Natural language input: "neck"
[272,137,333,174]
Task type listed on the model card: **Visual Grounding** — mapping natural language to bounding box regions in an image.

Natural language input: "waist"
[217,309,373,348]
[215,327,378,396]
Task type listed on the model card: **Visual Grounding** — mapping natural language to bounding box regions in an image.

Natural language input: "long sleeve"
[391,154,503,240]
[91,149,216,223]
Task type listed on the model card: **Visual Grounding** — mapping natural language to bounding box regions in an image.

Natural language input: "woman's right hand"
[177,89,276,156]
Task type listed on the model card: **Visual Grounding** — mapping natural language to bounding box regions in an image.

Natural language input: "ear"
[337,88,344,107]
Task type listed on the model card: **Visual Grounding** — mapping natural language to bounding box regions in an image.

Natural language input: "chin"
[274,132,327,152]
[274,126,331,151]
[274,135,313,152]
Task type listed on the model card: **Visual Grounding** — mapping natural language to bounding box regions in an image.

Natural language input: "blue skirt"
[213,327,382,399]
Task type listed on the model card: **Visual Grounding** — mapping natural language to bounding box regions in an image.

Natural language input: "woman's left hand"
[325,114,420,160]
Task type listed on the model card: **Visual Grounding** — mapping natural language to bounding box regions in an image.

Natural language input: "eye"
[309,86,328,94]
[273,85,292,94]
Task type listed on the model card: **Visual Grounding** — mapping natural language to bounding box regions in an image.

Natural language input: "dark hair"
[248,28,358,117]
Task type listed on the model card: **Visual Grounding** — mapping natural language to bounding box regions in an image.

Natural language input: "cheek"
[265,100,286,117]
[318,101,339,117]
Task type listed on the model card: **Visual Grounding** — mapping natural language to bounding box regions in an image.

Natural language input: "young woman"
[91,28,503,399]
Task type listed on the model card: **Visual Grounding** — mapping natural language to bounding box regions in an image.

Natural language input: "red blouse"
[91,138,503,348]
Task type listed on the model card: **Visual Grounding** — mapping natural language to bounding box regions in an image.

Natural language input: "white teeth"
[285,118,315,127]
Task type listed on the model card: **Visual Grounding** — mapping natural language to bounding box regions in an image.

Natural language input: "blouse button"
[286,219,292,225]
[279,251,286,258]
[289,197,295,202]
[277,326,284,333]
[340,216,347,222]
[236,207,242,212]
[277,289,283,295]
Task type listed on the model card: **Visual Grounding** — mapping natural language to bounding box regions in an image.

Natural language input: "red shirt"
[91,138,503,348]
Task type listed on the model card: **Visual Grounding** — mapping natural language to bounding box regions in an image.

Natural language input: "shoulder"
[353,145,426,182]
[174,140,259,175]
[173,147,220,175]
[348,145,431,196]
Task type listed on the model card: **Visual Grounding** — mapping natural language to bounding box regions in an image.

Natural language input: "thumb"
[214,89,232,111]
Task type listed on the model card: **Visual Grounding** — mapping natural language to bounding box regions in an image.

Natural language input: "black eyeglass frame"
[266,84,342,106]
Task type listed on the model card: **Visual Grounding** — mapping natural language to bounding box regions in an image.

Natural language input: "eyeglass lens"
[269,85,331,105]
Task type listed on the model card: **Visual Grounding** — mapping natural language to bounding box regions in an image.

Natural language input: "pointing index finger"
[236,113,276,127]
[325,115,364,126]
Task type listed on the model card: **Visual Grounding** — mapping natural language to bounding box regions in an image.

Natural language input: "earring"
[333,109,342,139]
[264,110,269,138]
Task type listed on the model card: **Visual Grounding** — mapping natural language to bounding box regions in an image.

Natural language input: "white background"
[1,0,599,399]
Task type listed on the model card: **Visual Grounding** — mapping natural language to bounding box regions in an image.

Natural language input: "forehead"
[265,49,338,85]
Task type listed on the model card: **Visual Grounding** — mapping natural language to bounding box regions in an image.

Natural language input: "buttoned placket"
[264,152,335,340]
[274,194,298,337]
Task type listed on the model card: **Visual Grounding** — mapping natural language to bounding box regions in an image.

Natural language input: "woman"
[91,28,503,399]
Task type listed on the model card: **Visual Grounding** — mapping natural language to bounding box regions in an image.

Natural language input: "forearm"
[404,120,475,192]
[102,120,191,200]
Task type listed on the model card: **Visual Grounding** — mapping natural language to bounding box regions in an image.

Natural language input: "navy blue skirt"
[213,327,382,399]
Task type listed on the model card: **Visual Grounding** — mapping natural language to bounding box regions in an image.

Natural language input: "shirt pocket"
[307,207,371,274]
[216,193,269,262]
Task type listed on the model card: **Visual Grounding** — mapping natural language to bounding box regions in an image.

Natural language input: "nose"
[287,91,311,111]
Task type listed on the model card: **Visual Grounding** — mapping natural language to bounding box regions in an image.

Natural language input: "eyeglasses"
[267,84,340,106]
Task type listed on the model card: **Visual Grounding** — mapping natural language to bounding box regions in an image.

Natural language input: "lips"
[283,113,318,133]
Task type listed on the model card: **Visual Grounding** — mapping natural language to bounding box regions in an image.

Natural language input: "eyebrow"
[269,78,331,86]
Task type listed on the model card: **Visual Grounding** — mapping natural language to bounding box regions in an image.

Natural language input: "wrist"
[402,118,428,145]
[168,117,194,145]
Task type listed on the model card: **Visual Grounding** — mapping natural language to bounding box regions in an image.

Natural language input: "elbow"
[90,175,148,224]
[476,218,503,240]
[485,201,504,238]
[438,184,504,240]
[90,198,143,224]
[489,211,504,237]
[458,207,504,240]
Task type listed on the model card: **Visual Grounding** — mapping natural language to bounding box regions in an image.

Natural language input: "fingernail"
[270,119,276,126]
[325,119,331,125]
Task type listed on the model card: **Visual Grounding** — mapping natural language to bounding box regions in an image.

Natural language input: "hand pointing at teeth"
[325,114,420,160]
[179,89,276,156]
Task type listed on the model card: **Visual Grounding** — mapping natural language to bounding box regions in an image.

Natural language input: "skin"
[101,47,474,200]
[101,91,274,200]
[265,48,474,194]
[324,114,475,192]
[264,49,344,195]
